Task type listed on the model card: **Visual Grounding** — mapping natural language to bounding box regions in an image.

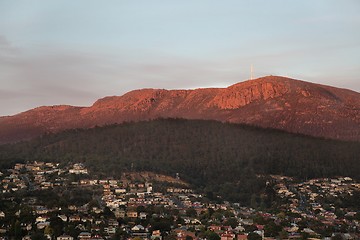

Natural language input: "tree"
[279,229,288,239]
[331,234,343,240]
[137,205,146,213]
[253,214,266,225]
[185,236,193,240]
[44,225,54,236]
[19,205,35,223]
[264,221,281,237]
[112,228,129,239]
[104,206,114,217]
[277,212,286,220]
[50,217,64,237]
[31,231,47,240]
[301,232,310,240]
[164,233,177,240]
[150,218,172,233]
[186,208,197,217]
[248,232,262,240]
[355,212,360,221]
[12,220,22,239]
[250,194,258,209]
[204,231,220,240]
[224,217,238,228]
[212,212,223,222]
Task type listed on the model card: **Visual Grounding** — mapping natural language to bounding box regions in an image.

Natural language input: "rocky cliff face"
[1,76,359,143]
[210,79,290,109]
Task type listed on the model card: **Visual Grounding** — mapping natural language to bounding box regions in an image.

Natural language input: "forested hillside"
[0,119,359,204]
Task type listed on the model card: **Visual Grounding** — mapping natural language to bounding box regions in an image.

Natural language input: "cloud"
[0,89,19,99]
[0,35,19,52]
[0,35,9,45]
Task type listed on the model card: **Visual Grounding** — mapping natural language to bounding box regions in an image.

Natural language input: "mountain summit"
[1,76,359,143]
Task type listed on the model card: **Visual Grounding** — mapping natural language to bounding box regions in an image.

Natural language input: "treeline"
[0,119,359,204]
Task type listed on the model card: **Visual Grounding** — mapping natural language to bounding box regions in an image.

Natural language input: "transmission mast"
[250,64,254,80]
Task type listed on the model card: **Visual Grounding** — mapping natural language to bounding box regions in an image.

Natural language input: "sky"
[0,1,359,116]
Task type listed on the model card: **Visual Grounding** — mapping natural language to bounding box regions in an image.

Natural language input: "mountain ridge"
[1,76,359,143]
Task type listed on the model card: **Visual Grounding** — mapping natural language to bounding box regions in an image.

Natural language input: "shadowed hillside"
[1,119,359,204]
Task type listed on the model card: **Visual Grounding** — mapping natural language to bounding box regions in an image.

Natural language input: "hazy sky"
[0,1,359,116]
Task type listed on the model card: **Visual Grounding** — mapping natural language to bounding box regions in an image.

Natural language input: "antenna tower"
[250,64,254,80]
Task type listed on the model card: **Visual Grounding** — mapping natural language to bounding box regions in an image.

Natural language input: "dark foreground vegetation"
[0,119,359,204]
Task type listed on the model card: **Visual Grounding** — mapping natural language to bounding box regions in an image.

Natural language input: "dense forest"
[0,119,359,204]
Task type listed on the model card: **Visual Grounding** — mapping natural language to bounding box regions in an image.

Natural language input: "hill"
[0,76,359,144]
[1,119,359,204]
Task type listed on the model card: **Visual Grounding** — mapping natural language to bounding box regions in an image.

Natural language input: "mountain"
[1,119,359,203]
[1,76,360,144]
